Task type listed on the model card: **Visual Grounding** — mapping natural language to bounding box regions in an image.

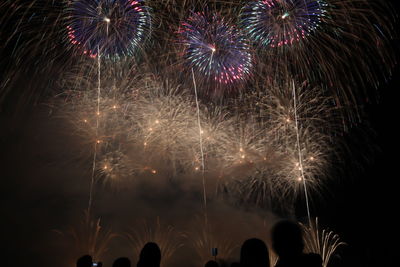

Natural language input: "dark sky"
[1,1,400,267]
[314,64,400,266]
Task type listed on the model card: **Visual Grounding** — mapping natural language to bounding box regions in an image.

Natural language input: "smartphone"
[92,263,98,267]
[212,248,218,257]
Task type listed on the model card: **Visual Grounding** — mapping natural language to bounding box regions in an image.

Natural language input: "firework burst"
[241,0,327,47]
[178,11,253,95]
[66,0,152,60]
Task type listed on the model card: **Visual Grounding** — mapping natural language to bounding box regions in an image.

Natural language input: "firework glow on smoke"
[57,64,341,208]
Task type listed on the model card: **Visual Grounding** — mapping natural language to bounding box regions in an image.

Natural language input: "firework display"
[0,0,397,265]
[1,0,395,210]
[66,0,151,59]
[241,0,327,47]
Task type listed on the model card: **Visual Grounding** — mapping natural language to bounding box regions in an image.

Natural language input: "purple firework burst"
[178,12,252,92]
[241,0,327,47]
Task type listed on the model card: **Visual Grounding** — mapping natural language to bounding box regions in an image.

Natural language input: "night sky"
[1,1,399,267]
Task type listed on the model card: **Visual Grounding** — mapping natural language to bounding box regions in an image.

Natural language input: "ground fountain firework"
[126,218,183,267]
[54,210,117,265]
[301,218,346,267]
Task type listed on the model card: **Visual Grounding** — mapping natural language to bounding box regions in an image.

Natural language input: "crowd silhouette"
[76,220,322,267]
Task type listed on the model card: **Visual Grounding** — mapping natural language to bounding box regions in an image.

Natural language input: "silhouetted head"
[240,238,270,267]
[77,255,93,267]
[113,257,131,267]
[205,260,219,267]
[137,242,161,267]
[272,220,304,258]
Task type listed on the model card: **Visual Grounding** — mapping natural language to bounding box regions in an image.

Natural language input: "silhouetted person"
[205,260,219,267]
[113,257,131,267]
[271,220,322,267]
[230,263,240,267]
[240,238,270,267]
[137,242,161,267]
[77,255,93,267]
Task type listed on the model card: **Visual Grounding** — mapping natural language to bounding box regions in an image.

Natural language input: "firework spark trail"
[88,46,102,217]
[0,0,67,105]
[292,80,311,224]
[192,68,208,226]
